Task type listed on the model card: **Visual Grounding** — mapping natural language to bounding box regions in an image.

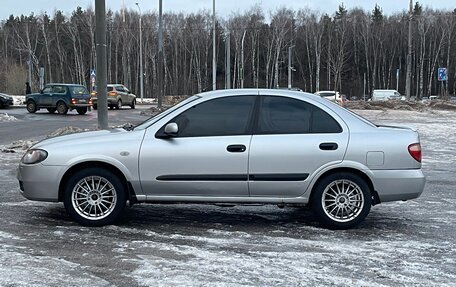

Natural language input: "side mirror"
[164,122,178,136]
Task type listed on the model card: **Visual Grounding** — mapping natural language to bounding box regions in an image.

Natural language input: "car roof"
[46,83,85,87]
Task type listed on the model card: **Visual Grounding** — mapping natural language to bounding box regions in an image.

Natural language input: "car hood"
[34,129,127,149]
[32,128,147,167]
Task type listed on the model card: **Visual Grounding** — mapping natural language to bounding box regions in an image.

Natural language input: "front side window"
[42,87,52,94]
[257,96,342,134]
[168,96,256,137]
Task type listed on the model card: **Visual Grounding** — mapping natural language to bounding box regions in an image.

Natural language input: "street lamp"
[136,2,144,103]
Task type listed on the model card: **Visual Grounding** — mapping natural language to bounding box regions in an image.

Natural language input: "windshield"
[133,95,200,130]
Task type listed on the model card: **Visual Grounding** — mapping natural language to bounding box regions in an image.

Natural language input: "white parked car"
[315,91,345,105]
[371,90,402,101]
[17,89,425,229]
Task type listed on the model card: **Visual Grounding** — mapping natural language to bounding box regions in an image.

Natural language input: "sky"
[0,0,454,20]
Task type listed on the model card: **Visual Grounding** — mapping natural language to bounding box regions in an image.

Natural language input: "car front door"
[38,86,53,106]
[248,95,349,198]
[139,94,256,197]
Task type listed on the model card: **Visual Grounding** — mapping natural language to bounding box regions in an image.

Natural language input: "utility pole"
[225,30,230,89]
[405,0,413,100]
[157,0,164,108]
[136,3,144,103]
[288,45,295,89]
[240,30,246,88]
[95,0,108,129]
[212,0,216,91]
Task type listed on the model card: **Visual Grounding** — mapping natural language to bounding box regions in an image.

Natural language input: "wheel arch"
[309,167,380,205]
[58,161,137,204]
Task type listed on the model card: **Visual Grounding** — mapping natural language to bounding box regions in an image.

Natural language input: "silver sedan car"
[17,89,425,229]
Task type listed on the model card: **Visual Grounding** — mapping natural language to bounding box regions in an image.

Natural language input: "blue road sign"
[438,68,447,81]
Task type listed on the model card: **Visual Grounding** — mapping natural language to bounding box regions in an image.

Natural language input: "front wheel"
[130,99,136,109]
[311,172,372,229]
[63,168,126,226]
[26,101,37,113]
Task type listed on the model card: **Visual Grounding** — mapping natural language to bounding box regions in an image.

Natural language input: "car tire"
[26,100,37,113]
[130,99,136,109]
[77,107,88,115]
[47,108,56,113]
[0,101,3,109]
[311,172,372,230]
[115,100,122,110]
[56,101,68,114]
[93,104,97,110]
[109,105,114,110]
[63,168,126,226]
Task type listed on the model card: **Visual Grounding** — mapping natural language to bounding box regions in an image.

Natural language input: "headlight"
[21,149,48,164]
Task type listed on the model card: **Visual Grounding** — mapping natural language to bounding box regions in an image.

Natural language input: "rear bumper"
[91,98,118,105]
[1,99,13,106]
[371,169,426,202]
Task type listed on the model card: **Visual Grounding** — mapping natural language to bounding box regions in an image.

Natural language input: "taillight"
[71,98,77,105]
[90,91,96,97]
[88,99,93,104]
[408,143,422,162]
[108,91,117,97]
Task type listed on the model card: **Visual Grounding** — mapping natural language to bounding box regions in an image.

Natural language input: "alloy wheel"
[71,176,117,221]
[321,179,364,223]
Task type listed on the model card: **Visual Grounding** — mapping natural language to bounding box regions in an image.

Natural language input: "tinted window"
[107,87,114,92]
[257,96,341,134]
[169,96,255,137]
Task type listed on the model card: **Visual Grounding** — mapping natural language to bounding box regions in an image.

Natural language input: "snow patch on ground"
[0,113,18,122]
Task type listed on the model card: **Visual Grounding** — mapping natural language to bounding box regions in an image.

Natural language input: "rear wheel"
[56,101,68,114]
[311,172,372,229]
[77,107,88,115]
[115,99,122,110]
[26,100,37,113]
[130,99,136,109]
[63,168,126,226]
[47,108,56,113]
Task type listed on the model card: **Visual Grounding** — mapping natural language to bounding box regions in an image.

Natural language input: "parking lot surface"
[0,108,455,286]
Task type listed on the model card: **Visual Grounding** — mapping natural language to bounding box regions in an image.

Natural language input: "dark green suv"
[25,84,92,115]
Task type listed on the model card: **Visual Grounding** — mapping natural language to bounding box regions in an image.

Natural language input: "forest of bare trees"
[0,3,455,99]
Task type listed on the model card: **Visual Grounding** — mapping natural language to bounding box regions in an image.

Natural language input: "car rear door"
[248,94,349,198]
[139,94,257,197]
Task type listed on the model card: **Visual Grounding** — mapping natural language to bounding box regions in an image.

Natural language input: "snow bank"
[0,113,18,122]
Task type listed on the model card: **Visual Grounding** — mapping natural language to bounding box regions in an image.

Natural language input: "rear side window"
[169,96,256,137]
[107,87,114,92]
[257,96,342,134]
[71,86,89,95]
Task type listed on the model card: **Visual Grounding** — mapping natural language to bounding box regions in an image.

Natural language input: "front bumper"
[17,163,64,202]
[371,169,426,202]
